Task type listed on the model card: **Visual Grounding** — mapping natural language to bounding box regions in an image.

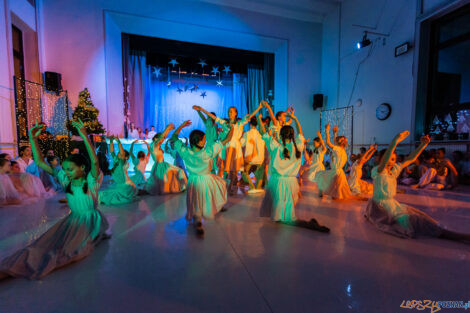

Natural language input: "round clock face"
[376,103,391,120]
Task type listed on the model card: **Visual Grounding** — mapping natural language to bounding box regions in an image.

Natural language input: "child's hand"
[420,135,431,145]
[29,122,43,139]
[316,130,322,137]
[72,119,88,137]
[182,120,192,128]
[261,100,269,107]
[168,123,176,131]
[325,123,330,130]
[332,126,339,133]
[192,105,201,111]
[394,131,410,142]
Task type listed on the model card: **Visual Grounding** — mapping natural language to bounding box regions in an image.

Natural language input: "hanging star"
[167,81,172,87]
[211,66,219,75]
[177,87,183,94]
[223,65,231,74]
[192,84,199,92]
[198,59,207,68]
[169,58,179,67]
[216,80,223,87]
[152,67,162,78]
[200,91,207,99]
[184,85,189,92]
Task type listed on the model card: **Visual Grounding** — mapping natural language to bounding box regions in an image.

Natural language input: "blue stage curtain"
[127,53,249,138]
[247,66,266,113]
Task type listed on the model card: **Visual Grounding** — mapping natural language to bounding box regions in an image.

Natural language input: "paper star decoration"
[152,67,162,78]
[198,59,207,68]
[211,66,219,75]
[223,66,231,74]
[200,91,207,99]
[176,87,183,94]
[167,81,172,87]
[184,85,189,92]
[216,80,223,87]
[190,84,199,93]
[169,59,179,67]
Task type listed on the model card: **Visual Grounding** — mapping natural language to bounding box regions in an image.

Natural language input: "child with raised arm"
[130,139,150,190]
[240,116,266,193]
[307,131,327,183]
[0,120,110,280]
[99,136,138,205]
[348,144,377,196]
[192,105,221,174]
[145,124,187,195]
[315,124,356,200]
[217,103,264,195]
[258,112,329,232]
[364,132,470,243]
[170,120,233,236]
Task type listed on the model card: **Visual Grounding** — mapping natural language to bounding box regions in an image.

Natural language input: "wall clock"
[376,103,392,120]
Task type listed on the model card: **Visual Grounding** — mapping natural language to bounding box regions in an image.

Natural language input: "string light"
[320,106,353,155]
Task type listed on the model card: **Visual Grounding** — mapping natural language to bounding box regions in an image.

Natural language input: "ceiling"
[197,0,342,23]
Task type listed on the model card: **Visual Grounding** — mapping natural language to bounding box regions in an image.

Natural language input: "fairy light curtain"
[320,106,354,155]
[125,52,248,138]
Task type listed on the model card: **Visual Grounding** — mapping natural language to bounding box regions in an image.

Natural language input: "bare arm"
[257,113,266,136]
[378,131,410,173]
[156,123,175,146]
[324,124,334,149]
[73,119,100,178]
[192,105,207,123]
[29,123,53,175]
[287,112,303,137]
[246,101,264,121]
[130,140,138,159]
[263,101,277,126]
[109,137,116,158]
[194,105,217,121]
[170,120,192,143]
[358,145,377,166]
[316,130,326,152]
[116,138,125,160]
[401,135,431,169]
[144,140,151,158]
[221,127,234,146]
[332,126,338,144]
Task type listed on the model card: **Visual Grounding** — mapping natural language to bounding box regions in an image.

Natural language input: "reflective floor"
[0,181,469,313]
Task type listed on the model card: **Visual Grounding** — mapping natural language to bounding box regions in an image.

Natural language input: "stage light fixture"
[356,32,371,49]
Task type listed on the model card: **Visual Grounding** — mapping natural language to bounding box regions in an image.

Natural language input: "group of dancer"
[1,100,469,281]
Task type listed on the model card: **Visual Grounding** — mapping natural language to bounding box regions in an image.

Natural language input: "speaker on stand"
[43,71,62,94]
[313,93,323,110]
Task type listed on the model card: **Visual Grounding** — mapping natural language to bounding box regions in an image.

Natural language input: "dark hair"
[46,155,59,164]
[275,111,285,120]
[249,116,258,127]
[137,151,145,159]
[280,125,301,159]
[0,158,9,167]
[63,154,90,194]
[313,137,321,154]
[10,160,18,166]
[152,134,159,141]
[19,146,30,156]
[438,147,446,154]
[189,129,206,149]
[150,125,154,128]
[0,153,9,159]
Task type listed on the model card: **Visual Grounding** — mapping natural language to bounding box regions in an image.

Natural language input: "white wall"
[38,0,322,136]
[320,0,463,152]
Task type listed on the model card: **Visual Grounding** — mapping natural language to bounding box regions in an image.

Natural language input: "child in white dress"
[0,159,21,205]
[130,139,150,190]
[217,103,264,195]
[0,120,109,280]
[348,145,376,196]
[240,116,266,193]
[9,161,52,199]
[193,106,222,175]
[99,137,138,205]
[258,111,329,232]
[315,124,357,200]
[307,131,327,183]
[364,132,470,243]
[145,124,187,195]
[170,120,233,236]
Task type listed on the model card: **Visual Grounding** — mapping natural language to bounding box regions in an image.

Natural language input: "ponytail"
[292,139,301,159]
[282,136,290,159]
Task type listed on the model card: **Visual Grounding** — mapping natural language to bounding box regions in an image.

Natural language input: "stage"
[0,182,469,313]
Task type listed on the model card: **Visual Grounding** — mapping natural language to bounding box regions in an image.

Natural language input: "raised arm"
[192,105,207,123]
[287,112,303,137]
[109,136,116,158]
[316,131,326,152]
[73,119,100,178]
[332,125,338,144]
[358,145,377,166]
[170,120,192,143]
[194,105,217,121]
[221,127,234,146]
[402,135,430,169]
[263,101,278,126]
[115,137,126,160]
[143,140,151,158]
[29,123,53,175]
[257,113,266,136]
[130,140,138,159]
[246,101,264,121]
[324,124,334,149]
[285,107,294,125]
[155,123,175,146]
[378,131,409,173]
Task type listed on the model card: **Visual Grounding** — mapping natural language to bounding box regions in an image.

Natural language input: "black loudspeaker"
[313,93,323,110]
[44,72,62,92]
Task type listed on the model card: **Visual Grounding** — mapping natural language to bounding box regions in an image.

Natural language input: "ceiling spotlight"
[356,32,371,49]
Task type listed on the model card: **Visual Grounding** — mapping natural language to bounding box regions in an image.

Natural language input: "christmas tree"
[67,88,105,135]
